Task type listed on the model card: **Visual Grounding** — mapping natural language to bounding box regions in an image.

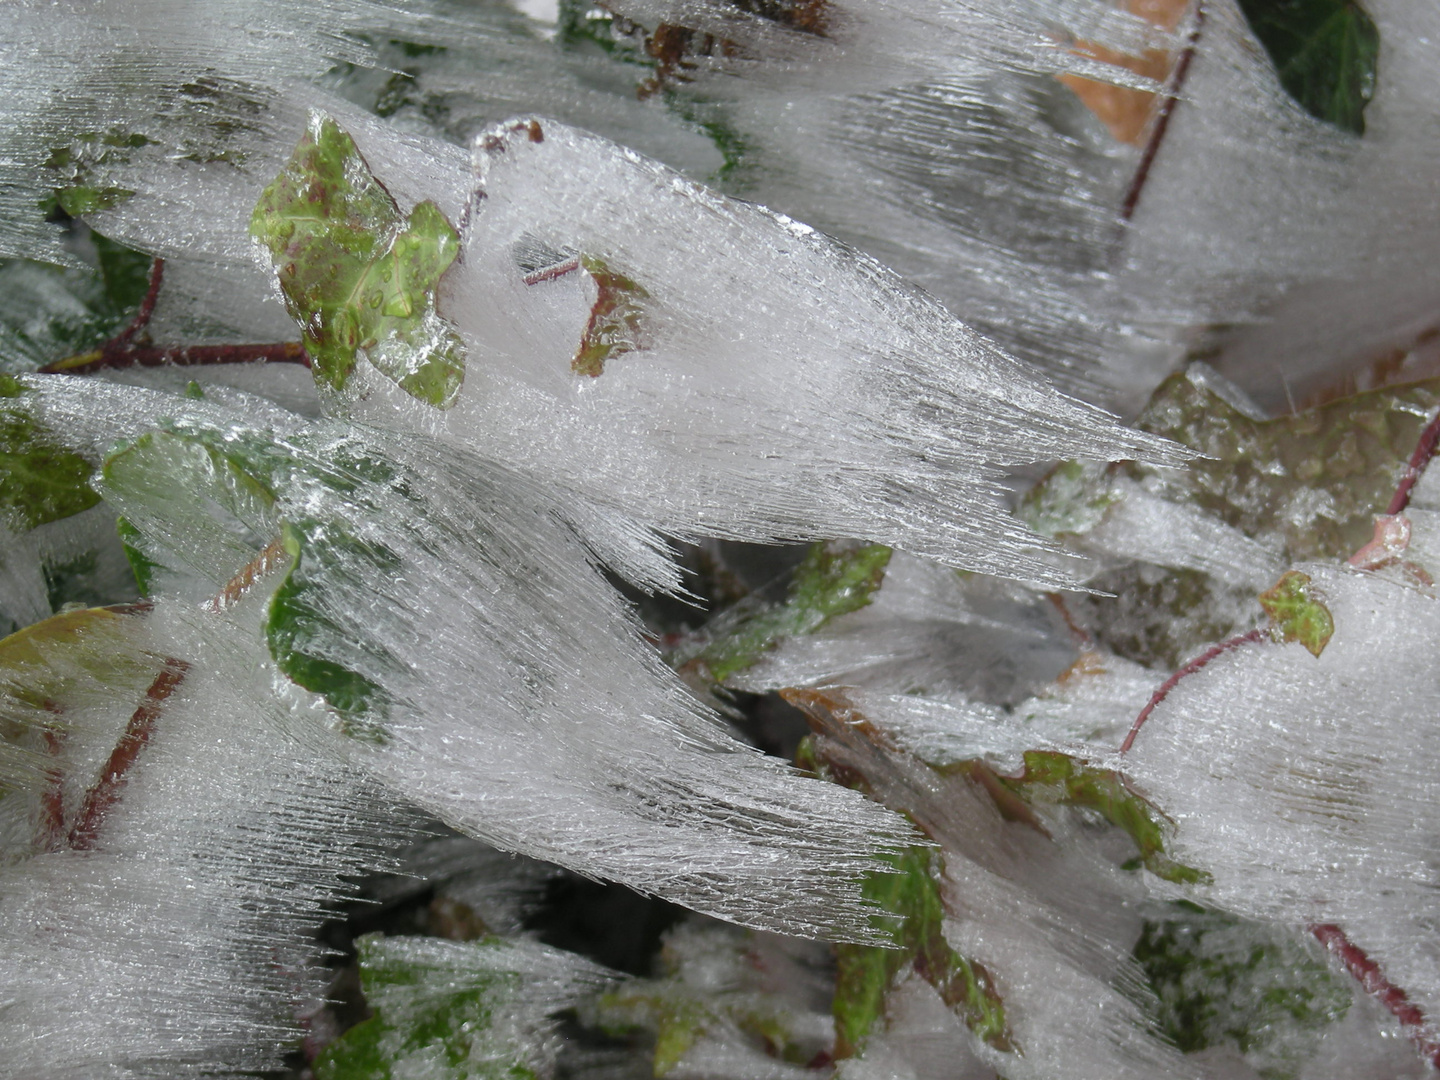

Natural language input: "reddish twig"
[67,658,189,850]
[1387,407,1440,517]
[38,256,311,375]
[40,721,68,853]
[1312,924,1440,1068]
[112,257,165,348]
[1118,627,1266,754]
[41,341,311,376]
[1119,3,1205,223]
[205,536,291,614]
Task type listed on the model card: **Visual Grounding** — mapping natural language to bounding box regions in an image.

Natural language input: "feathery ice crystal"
[2,1,1439,1078]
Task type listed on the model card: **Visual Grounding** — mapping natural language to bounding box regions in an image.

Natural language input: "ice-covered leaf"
[982,750,1208,885]
[1133,370,1440,564]
[1260,570,1334,657]
[315,933,611,1080]
[1135,902,1351,1076]
[0,232,153,373]
[1238,0,1379,135]
[674,540,891,684]
[586,921,833,1076]
[572,254,647,377]
[795,736,1012,1057]
[250,114,465,407]
[0,374,100,532]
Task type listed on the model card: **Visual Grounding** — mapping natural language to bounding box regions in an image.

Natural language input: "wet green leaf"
[314,935,543,1080]
[1259,571,1334,657]
[794,735,1013,1058]
[1238,0,1379,135]
[1135,903,1350,1078]
[250,115,465,407]
[675,541,891,684]
[987,750,1209,884]
[0,377,101,533]
[1019,459,1116,538]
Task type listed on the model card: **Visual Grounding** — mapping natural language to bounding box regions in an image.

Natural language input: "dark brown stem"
[1119,3,1205,223]
[41,341,310,376]
[1387,407,1440,516]
[112,257,165,348]
[67,657,189,851]
[1118,627,1266,753]
[1312,924,1440,1068]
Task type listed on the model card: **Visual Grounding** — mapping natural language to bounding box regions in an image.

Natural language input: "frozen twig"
[67,657,190,850]
[1311,923,1440,1068]
[1119,3,1205,223]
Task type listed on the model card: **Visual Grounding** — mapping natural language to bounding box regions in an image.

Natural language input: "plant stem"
[42,341,310,376]
[206,536,291,613]
[1119,3,1205,223]
[1387,406,1440,516]
[67,657,189,850]
[1311,923,1440,1068]
[39,255,312,375]
[1118,627,1266,753]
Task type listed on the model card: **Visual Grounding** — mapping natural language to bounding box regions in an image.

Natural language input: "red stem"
[67,657,189,851]
[40,722,68,853]
[112,257,165,348]
[1387,406,1440,516]
[41,341,310,376]
[1312,923,1440,1068]
[523,257,581,285]
[1118,627,1265,754]
[1119,3,1205,223]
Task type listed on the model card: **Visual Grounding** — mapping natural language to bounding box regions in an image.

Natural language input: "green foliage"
[99,423,393,739]
[250,115,465,407]
[675,541,891,684]
[1135,903,1351,1078]
[266,519,393,742]
[985,751,1209,884]
[1018,459,1116,538]
[315,935,541,1080]
[1259,571,1334,657]
[832,843,1012,1057]
[1238,0,1379,135]
[1133,371,1438,564]
[39,129,152,217]
[588,923,828,1076]
[0,376,102,533]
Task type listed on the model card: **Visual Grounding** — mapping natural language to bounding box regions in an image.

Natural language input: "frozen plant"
[2,1,1439,1079]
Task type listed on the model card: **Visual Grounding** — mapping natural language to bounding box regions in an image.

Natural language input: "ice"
[0,596,402,1077]
[429,116,1181,588]
[1122,562,1440,1023]
[29,376,920,941]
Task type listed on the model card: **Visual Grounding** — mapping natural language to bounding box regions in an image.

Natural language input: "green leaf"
[572,255,648,378]
[793,736,1013,1058]
[250,114,465,407]
[40,129,151,218]
[314,935,548,1080]
[1134,903,1350,1077]
[100,430,279,587]
[675,541,892,684]
[1237,0,1379,135]
[99,423,392,740]
[0,232,153,372]
[0,377,101,533]
[1259,570,1334,657]
[984,750,1210,885]
[266,520,393,743]
[1018,459,1116,538]
[834,843,1013,1057]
